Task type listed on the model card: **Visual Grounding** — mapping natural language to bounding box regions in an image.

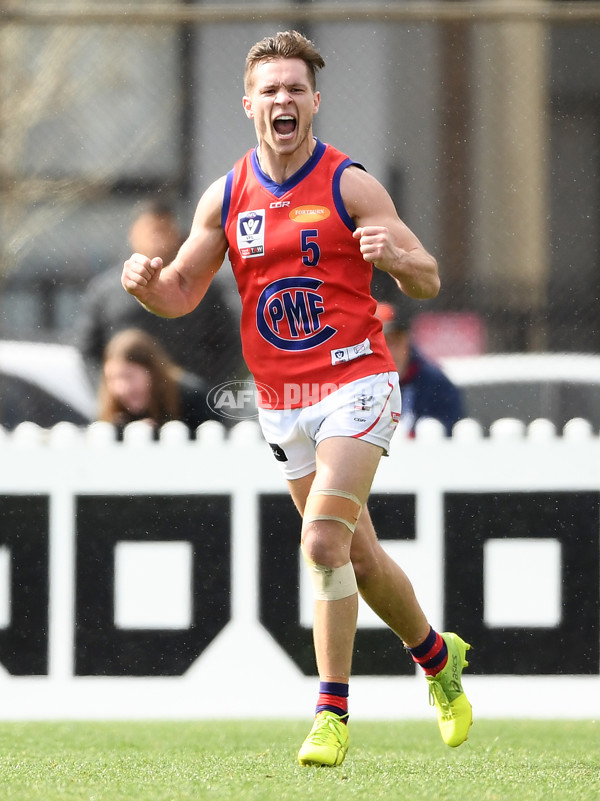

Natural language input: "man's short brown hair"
[244,30,325,92]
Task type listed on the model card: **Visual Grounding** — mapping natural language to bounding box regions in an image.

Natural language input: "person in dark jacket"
[377,301,465,435]
[73,200,243,389]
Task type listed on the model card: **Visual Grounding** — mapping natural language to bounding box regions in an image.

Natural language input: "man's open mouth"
[273,115,297,136]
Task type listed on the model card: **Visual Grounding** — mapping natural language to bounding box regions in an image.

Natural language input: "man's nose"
[274,88,291,104]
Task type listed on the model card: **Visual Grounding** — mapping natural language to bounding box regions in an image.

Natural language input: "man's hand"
[352,226,398,271]
[352,224,439,299]
[121,254,164,298]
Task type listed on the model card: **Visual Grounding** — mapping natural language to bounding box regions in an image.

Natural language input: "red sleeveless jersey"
[222,138,396,409]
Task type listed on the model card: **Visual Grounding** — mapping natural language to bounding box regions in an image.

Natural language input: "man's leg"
[350,504,472,747]
[350,505,430,646]
[289,437,382,766]
[290,438,384,675]
[289,438,471,756]
[292,470,432,652]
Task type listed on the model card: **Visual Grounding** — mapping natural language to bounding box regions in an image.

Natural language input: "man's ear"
[243,96,253,119]
[313,91,321,115]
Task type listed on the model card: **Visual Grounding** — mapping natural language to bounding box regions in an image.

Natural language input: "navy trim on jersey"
[221,169,235,229]
[333,158,365,232]
[250,138,327,198]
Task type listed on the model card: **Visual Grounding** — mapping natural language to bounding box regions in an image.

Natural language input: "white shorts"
[258,372,401,480]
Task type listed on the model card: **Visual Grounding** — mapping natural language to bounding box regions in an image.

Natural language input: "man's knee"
[301,488,362,565]
[350,530,385,587]
[300,488,362,600]
[350,546,375,587]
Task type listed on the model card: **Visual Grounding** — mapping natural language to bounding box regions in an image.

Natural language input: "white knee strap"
[302,557,358,601]
[303,488,363,534]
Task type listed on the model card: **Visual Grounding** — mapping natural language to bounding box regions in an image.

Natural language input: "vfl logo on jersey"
[289,205,331,223]
[237,209,265,258]
[331,337,373,365]
[256,276,337,351]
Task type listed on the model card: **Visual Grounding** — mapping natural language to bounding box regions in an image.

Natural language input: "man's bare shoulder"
[339,164,395,221]
[205,174,229,199]
[192,174,229,229]
[200,175,229,211]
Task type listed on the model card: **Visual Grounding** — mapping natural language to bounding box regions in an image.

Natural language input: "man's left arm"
[341,166,440,300]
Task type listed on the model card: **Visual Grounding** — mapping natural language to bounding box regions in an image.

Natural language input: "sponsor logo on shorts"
[354,394,373,412]
[268,443,288,462]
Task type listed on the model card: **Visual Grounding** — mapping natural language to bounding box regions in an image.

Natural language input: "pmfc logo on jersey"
[237,209,265,258]
[256,276,337,351]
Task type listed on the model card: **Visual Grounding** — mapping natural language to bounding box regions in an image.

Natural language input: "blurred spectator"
[97,328,218,437]
[72,200,243,388]
[377,301,466,436]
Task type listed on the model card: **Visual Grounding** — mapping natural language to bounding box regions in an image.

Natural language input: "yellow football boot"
[426,632,473,747]
[298,710,349,766]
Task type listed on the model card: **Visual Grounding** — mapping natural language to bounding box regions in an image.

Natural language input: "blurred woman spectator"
[98,328,219,437]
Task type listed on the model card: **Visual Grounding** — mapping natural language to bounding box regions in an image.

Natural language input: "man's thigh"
[312,436,383,506]
[287,435,383,516]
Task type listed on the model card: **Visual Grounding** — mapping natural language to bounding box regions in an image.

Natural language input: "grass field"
[0,719,597,801]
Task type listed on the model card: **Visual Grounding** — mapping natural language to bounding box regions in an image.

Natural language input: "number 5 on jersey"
[301,229,320,268]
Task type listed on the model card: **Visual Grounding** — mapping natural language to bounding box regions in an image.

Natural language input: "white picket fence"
[0,416,598,720]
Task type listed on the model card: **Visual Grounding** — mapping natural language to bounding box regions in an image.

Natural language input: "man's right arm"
[121,176,229,319]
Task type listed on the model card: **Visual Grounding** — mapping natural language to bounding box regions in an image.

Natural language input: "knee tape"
[303,489,363,534]
[302,557,358,601]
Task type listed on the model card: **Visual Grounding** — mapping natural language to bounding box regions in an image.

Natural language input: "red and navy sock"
[407,626,448,676]
[316,681,349,722]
